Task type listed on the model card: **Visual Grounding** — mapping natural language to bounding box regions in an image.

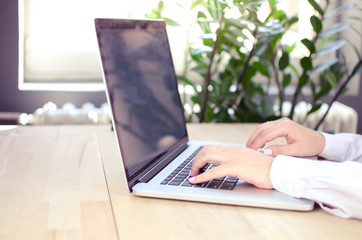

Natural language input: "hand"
[247,118,325,157]
[189,145,274,189]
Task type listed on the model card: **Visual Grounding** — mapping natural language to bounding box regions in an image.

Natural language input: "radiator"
[18,102,111,125]
[18,100,358,134]
[281,101,358,133]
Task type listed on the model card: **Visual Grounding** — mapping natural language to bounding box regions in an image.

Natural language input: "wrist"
[254,154,274,189]
[316,132,326,155]
[265,156,275,189]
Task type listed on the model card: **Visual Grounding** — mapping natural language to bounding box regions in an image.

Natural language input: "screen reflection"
[96,20,187,181]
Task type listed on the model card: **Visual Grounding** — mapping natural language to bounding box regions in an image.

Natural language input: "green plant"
[183,0,294,123]
[289,0,362,125]
[147,0,362,128]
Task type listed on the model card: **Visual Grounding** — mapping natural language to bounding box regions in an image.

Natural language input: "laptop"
[94,18,314,211]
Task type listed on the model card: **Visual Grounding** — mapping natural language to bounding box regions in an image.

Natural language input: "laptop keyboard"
[160,147,238,190]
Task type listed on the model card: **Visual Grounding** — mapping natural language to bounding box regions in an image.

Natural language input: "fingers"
[263,144,298,157]
[188,145,274,189]
[189,165,231,184]
[189,145,228,177]
[248,123,288,150]
[189,145,241,183]
[246,121,274,148]
[246,118,289,150]
[264,132,325,157]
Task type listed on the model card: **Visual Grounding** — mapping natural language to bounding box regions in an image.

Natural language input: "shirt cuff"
[319,132,346,161]
[270,155,311,198]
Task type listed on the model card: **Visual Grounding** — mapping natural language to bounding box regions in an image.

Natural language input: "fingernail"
[188,177,195,182]
[263,148,273,156]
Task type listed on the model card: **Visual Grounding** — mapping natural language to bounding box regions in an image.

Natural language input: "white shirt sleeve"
[319,132,362,162]
[270,133,362,219]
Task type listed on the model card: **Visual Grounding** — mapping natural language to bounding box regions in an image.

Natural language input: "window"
[19,0,360,94]
[18,0,158,91]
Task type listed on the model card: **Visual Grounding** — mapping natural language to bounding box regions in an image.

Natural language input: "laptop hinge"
[137,142,189,184]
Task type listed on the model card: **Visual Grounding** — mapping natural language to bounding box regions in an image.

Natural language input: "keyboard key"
[177,173,189,178]
[160,147,239,192]
[214,177,226,181]
[206,180,223,189]
[161,180,169,185]
[193,182,208,188]
[173,177,186,182]
[220,182,237,190]
[225,177,238,183]
[168,181,182,186]
[161,147,202,184]
[164,176,173,181]
[181,181,193,187]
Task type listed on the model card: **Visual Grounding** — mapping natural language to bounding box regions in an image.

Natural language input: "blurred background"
[0,0,361,133]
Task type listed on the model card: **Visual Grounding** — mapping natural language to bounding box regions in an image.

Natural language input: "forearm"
[270,155,362,219]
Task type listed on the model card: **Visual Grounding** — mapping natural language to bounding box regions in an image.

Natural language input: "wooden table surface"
[0,124,361,240]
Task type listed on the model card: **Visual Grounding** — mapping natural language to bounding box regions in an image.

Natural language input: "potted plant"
[147,0,362,130]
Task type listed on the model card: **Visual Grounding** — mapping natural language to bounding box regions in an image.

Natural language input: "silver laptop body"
[94,18,314,211]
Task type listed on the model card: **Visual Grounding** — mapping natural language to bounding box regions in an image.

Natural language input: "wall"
[1,0,361,133]
[0,0,107,115]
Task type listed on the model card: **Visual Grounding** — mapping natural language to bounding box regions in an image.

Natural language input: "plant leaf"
[317,34,337,49]
[279,50,289,70]
[349,15,362,21]
[310,15,322,34]
[320,22,351,38]
[307,104,322,116]
[207,0,219,21]
[310,80,316,95]
[253,61,270,77]
[223,32,242,47]
[301,57,313,71]
[315,40,346,57]
[325,4,354,19]
[254,40,270,57]
[191,0,205,9]
[308,0,324,16]
[197,11,212,33]
[301,38,316,54]
[177,76,198,93]
[288,63,299,77]
[163,17,180,26]
[313,58,339,73]
[255,85,266,96]
[282,73,291,88]
[350,25,362,38]
[274,10,286,21]
[191,66,208,76]
[227,18,255,30]
[220,76,233,95]
[190,46,213,55]
[288,16,299,27]
[215,106,231,123]
[268,0,277,8]
[324,70,338,90]
[287,43,296,54]
[158,1,165,14]
[298,74,310,88]
[314,83,331,101]
[200,33,214,39]
[205,104,214,123]
[257,23,285,35]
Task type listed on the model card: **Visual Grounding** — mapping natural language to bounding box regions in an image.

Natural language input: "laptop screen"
[95,19,187,183]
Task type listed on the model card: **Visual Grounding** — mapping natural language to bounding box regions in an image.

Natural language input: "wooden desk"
[0,124,361,240]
